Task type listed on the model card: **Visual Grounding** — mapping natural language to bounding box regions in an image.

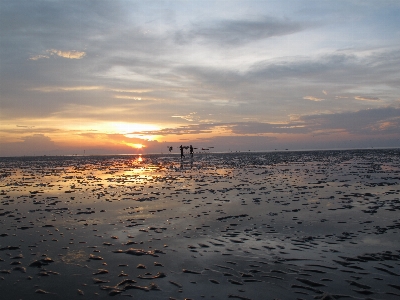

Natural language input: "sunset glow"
[1,1,399,156]
[128,143,144,149]
[111,122,159,135]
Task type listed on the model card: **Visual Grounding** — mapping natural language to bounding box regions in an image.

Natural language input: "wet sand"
[1,149,400,299]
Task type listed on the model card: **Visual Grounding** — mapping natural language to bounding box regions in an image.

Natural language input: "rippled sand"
[1,149,400,299]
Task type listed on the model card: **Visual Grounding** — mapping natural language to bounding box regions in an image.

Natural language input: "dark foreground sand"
[1,149,400,300]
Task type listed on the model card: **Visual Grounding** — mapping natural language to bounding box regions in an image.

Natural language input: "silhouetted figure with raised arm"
[180,145,185,159]
[190,145,194,158]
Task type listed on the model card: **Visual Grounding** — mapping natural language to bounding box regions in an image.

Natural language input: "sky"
[1,0,400,156]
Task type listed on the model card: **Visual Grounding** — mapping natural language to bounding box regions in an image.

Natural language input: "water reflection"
[0,150,400,299]
[179,157,194,170]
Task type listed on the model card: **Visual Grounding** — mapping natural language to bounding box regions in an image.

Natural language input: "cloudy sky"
[1,0,399,156]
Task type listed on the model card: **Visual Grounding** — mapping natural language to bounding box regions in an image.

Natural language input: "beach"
[1,149,400,299]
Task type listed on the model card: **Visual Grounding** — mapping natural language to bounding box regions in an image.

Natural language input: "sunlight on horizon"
[124,142,144,149]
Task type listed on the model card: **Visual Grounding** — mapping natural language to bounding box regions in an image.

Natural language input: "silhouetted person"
[180,145,185,159]
[190,145,194,158]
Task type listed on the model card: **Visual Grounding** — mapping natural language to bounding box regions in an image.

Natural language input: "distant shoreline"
[1,146,399,159]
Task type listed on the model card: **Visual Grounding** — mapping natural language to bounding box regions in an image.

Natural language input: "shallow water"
[1,149,400,299]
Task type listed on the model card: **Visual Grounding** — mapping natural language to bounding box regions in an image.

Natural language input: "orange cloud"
[29,49,86,60]
[354,96,380,101]
[303,96,324,101]
[47,49,86,59]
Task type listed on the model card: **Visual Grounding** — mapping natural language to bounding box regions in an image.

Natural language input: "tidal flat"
[0,149,400,299]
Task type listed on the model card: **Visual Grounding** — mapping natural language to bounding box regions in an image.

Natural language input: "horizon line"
[1,146,399,159]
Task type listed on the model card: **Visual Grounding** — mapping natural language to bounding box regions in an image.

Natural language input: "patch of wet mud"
[0,150,399,299]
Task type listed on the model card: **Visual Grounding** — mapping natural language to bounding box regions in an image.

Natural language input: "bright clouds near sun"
[110,122,160,139]
[30,49,86,60]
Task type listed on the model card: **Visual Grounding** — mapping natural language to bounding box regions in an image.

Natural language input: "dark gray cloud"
[175,16,307,46]
[0,1,126,79]
[172,48,400,122]
[230,122,309,134]
[0,134,57,156]
[0,126,60,135]
[248,53,359,80]
[133,106,400,137]
[194,135,278,151]
[131,123,216,136]
[0,1,127,43]
[301,106,400,135]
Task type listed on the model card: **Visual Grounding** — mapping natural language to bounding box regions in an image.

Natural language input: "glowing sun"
[131,143,144,149]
